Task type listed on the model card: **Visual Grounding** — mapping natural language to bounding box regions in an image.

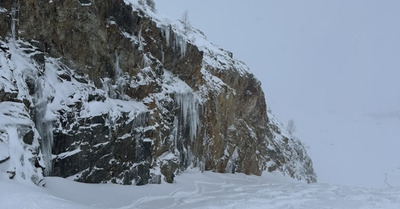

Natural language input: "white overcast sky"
[153,0,400,188]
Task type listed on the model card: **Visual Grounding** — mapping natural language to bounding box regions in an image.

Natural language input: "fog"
[154,0,400,188]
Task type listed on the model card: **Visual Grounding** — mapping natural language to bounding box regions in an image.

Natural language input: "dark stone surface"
[22,130,34,145]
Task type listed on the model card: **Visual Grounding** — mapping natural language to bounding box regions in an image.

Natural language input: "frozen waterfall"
[34,79,54,176]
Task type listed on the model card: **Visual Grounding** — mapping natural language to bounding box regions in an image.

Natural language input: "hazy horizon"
[154,0,400,188]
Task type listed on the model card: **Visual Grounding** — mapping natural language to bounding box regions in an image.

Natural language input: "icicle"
[100,52,126,100]
[138,28,144,51]
[173,34,187,58]
[172,116,178,151]
[161,24,171,46]
[10,2,20,42]
[160,24,186,57]
[174,92,200,141]
[102,78,115,99]
[113,51,125,99]
[114,52,123,80]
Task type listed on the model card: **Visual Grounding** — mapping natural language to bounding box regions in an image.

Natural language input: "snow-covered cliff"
[0,0,316,186]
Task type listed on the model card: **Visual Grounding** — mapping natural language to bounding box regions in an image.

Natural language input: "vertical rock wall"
[0,0,316,185]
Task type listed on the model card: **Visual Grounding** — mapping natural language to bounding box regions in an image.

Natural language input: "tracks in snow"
[126,174,400,209]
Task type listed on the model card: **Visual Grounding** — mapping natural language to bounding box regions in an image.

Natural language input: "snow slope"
[0,170,399,209]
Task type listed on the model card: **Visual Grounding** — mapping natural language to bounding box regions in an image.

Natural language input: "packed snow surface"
[0,170,399,209]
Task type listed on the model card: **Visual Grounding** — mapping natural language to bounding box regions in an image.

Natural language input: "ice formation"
[174,92,200,142]
[173,34,187,58]
[33,78,54,175]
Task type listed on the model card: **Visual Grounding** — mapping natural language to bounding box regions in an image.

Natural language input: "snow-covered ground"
[1,170,399,209]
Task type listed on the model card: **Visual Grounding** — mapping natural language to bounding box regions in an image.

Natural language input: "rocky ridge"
[0,0,316,186]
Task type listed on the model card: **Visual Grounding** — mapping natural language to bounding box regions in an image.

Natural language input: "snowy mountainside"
[0,0,316,186]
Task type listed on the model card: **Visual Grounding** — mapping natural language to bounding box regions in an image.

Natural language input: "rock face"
[0,0,316,185]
